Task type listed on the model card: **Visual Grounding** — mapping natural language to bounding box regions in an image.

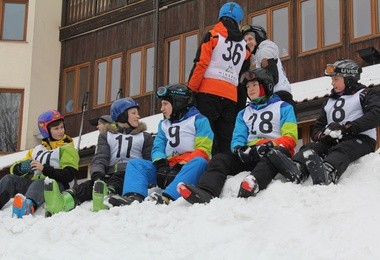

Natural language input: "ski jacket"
[152,106,213,166]
[91,122,153,179]
[254,40,292,94]
[312,84,380,142]
[188,20,251,102]
[10,135,79,189]
[231,95,298,155]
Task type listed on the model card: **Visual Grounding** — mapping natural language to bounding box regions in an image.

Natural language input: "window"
[62,63,90,114]
[250,4,290,58]
[0,0,28,41]
[126,45,155,97]
[165,31,198,84]
[351,0,380,40]
[299,0,341,53]
[0,88,23,153]
[94,54,122,107]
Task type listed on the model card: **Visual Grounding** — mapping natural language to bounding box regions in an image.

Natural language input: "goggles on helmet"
[240,70,258,84]
[241,25,252,35]
[156,86,168,98]
[324,64,362,77]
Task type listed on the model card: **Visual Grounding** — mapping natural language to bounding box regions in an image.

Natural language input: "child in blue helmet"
[0,110,79,218]
[188,2,251,155]
[44,97,153,215]
[105,84,214,206]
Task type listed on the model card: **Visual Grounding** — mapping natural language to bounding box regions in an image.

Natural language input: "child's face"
[96,122,108,133]
[160,100,173,119]
[246,80,261,100]
[127,108,140,128]
[331,76,346,93]
[49,122,65,140]
[244,34,256,52]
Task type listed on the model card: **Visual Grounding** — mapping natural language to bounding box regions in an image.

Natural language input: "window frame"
[297,0,343,55]
[93,53,122,108]
[61,62,90,115]
[164,30,199,85]
[0,0,28,41]
[249,3,291,59]
[0,88,24,153]
[126,44,155,98]
[349,0,380,42]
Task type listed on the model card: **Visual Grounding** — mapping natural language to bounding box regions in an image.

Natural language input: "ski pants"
[293,135,376,179]
[196,92,236,156]
[198,148,289,197]
[123,157,208,200]
[74,170,125,204]
[0,175,64,209]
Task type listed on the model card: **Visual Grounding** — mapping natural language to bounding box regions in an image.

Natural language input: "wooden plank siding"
[58,0,380,142]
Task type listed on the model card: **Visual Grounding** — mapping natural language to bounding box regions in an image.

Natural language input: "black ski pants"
[293,135,376,179]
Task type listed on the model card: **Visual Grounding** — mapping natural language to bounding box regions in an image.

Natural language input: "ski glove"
[319,122,345,145]
[154,159,171,188]
[342,121,359,137]
[11,160,34,177]
[235,142,274,164]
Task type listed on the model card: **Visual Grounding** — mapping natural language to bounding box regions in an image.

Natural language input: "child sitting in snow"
[44,97,153,216]
[105,83,214,206]
[276,59,380,185]
[177,68,298,203]
[0,109,79,218]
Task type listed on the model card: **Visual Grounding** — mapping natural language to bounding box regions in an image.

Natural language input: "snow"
[1,150,380,259]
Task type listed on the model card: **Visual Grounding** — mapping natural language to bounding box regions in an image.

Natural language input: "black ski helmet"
[240,68,274,97]
[156,84,194,121]
[324,59,362,91]
[241,24,268,46]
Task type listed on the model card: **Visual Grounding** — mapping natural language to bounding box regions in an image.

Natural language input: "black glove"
[324,122,344,132]
[235,145,268,164]
[12,160,34,177]
[255,142,275,157]
[154,159,170,188]
[319,122,345,145]
[342,121,359,137]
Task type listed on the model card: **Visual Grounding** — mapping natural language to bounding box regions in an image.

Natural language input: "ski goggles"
[241,25,253,35]
[156,86,168,98]
[324,64,362,76]
[240,70,259,84]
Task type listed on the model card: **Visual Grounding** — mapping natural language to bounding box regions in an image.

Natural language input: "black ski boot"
[266,149,307,183]
[305,150,337,185]
[238,175,259,198]
[177,182,213,204]
[104,193,144,207]
[146,192,172,205]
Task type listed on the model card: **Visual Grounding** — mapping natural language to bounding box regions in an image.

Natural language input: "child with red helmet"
[0,109,79,218]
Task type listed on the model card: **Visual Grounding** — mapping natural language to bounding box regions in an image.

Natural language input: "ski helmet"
[218,2,244,25]
[110,97,139,123]
[156,84,194,120]
[240,68,274,97]
[241,24,267,46]
[38,109,64,139]
[324,59,362,90]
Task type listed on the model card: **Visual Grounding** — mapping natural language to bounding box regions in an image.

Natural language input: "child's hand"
[30,160,44,172]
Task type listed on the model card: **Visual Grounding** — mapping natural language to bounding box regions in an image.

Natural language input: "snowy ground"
[1,151,380,259]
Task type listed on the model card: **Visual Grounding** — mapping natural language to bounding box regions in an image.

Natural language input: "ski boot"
[44,178,76,217]
[92,180,109,212]
[104,193,144,208]
[238,175,259,198]
[12,194,35,218]
[266,149,307,183]
[146,192,172,205]
[177,182,213,204]
[305,150,337,185]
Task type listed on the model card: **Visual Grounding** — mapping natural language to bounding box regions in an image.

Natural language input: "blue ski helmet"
[110,97,139,123]
[218,2,244,24]
[38,109,64,139]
